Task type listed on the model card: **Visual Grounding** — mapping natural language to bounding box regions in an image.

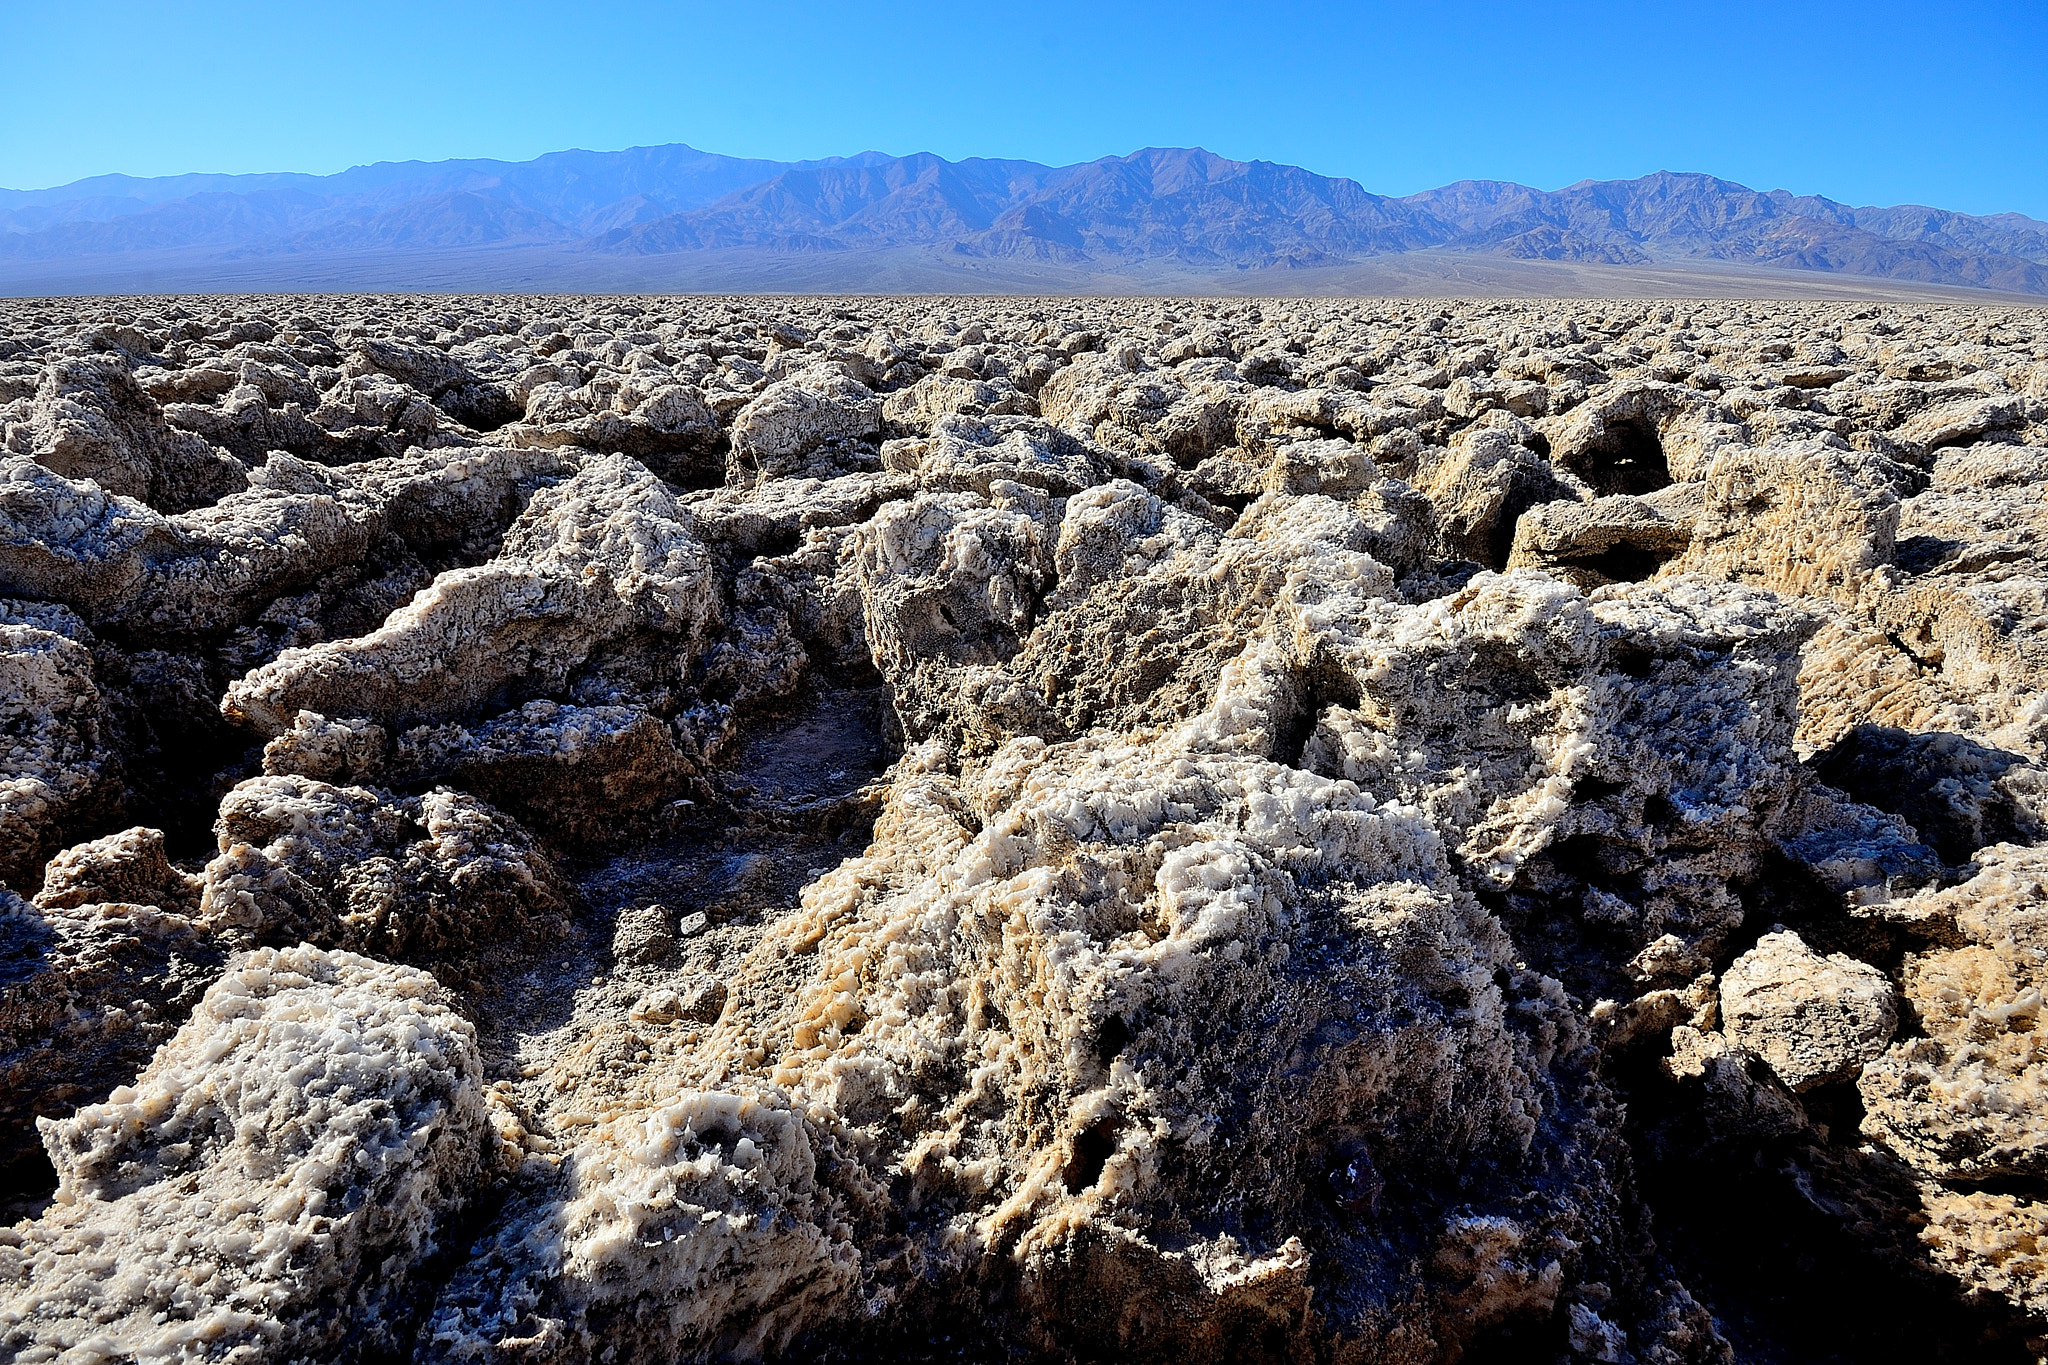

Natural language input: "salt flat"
[2,293,2047,1362]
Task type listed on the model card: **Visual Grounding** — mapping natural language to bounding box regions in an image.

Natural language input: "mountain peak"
[2,145,2044,296]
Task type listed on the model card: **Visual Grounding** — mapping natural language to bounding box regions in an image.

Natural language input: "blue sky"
[2,0,2043,217]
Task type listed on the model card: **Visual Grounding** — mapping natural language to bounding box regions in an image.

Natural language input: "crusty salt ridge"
[0,294,2044,1360]
[0,944,489,1362]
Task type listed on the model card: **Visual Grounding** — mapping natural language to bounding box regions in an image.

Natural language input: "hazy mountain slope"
[600,154,1067,252]
[4,144,2045,295]
[266,192,578,253]
[959,147,1450,264]
[0,190,339,259]
[0,171,347,221]
[0,144,808,246]
[1402,172,2048,292]
[425,144,821,230]
[1778,196,2048,265]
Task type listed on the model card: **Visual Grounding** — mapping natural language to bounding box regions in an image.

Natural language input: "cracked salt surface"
[0,294,2046,1362]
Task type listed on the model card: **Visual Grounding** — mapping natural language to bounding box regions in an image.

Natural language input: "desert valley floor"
[2,293,2048,1363]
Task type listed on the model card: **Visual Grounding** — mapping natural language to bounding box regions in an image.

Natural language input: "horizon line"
[5,143,2035,222]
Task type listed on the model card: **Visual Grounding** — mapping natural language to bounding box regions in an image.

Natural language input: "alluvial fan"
[1,293,2047,1363]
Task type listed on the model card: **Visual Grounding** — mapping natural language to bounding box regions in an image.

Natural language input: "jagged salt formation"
[0,294,2045,1362]
[0,945,489,1362]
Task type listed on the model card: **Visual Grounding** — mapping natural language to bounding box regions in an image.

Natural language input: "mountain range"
[3,143,2045,298]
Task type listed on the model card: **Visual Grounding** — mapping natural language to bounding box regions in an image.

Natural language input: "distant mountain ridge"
[1398,173,2048,294]
[4,143,2045,295]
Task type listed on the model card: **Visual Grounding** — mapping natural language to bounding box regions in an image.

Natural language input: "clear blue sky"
[2,0,2043,217]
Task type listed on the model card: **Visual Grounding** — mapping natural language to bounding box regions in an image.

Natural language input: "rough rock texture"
[425,1084,860,1363]
[1506,493,1691,588]
[1720,929,1896,1091]
[198,775,573,968]
[2,351,246,513]
[1860,845,2048,1182]
[0,604,121,892]
[382,701,698,844]
[0,295,2046,1361]
[730,366,883,482]
[0,945,489,1362]
[0,891,224,1173]
[223,453,719,734]
[0,443,571,638]
[1674,440,1903,603]
[32,824,200,914]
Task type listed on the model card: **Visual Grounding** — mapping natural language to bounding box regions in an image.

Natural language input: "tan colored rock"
[0,444,571,637]
[1037,349,1181,446]
[1506,492,1691,588]
[879,412,1106,496]
[1674,439,1900,602]
[33,825,198,914]
[1899,443,2048,579]
[424,1084,857,1363]
[1413,425,1583,567]
[612,901,676,965]
[1719,929,1895,1091]
[1304,572,1814,972]
[1861,845,2048,1180]
[259,707,392,783]
[1894,394,2027,455]
[8,294,2048,1357]
[505,374,720,471]
[881,371,1034,426]
[1537,379,1729,487]
[458,661,1630,1362]
[846,488,1053,741]
[1919,1187,2048,1320]
[728,365,881,481]
[996,479,1391,745]
[1871,574,2048,751]
[0,351,245,513]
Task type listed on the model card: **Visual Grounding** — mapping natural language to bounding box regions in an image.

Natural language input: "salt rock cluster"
[0,294,2046,1362]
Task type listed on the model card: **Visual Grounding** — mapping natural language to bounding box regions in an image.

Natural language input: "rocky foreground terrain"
[1,293,2047,1363]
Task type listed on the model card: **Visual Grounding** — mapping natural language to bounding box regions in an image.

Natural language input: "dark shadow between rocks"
[571,670,897,940]
[0,1146,56,1226]
[1809,725,2042,865]
[1618,1061,2038,1365]
[1560,416,1673,497]
[1272,654,1365,771]
[1550,536,1682,585]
